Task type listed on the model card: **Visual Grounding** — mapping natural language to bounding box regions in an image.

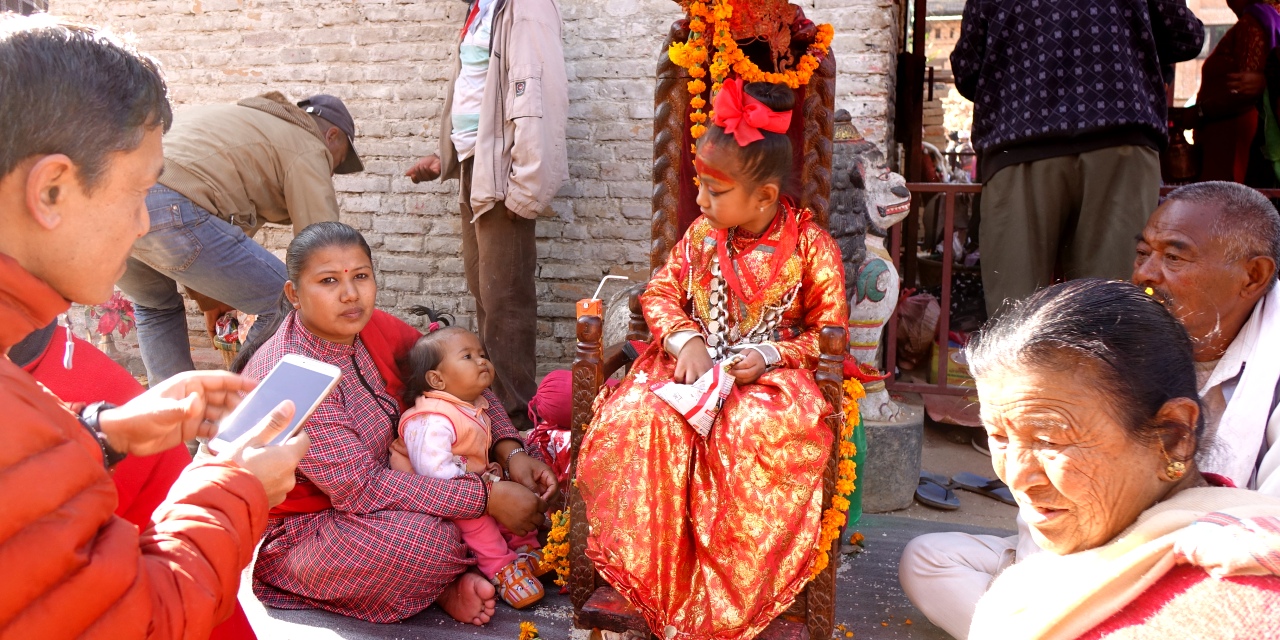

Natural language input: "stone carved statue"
[829,111,911,422]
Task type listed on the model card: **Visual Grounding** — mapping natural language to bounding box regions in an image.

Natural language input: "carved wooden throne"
[566,5,843,638]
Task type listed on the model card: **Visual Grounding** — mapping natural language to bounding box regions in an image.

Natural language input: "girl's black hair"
[231,221,372,373]
[966,279,1205,451]
[400,322,465,408]
[698,81,795,188]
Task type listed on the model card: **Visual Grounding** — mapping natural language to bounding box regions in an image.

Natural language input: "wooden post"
[569,314,604,615]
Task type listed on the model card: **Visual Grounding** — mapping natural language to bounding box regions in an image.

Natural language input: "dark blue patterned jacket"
[951,0,1204,179]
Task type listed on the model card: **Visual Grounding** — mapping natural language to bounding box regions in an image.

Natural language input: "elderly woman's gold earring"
[1158,440,1187,480]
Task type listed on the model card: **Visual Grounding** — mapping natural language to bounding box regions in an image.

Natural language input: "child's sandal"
[492,558,545,609]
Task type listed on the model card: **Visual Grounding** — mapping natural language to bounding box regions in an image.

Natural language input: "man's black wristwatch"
[79,401,127,469]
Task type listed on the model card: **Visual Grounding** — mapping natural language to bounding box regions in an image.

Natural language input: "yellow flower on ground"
[519,621,539,640]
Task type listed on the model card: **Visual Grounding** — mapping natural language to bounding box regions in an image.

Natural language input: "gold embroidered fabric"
[578,208,849,639]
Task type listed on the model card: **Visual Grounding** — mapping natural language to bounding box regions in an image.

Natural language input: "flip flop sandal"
[951,472,1017,506]
[971,433,991,457]
[492,558,545,609]
[915,472,960,510]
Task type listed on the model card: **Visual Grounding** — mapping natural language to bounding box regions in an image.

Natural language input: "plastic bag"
[651,357,739,438]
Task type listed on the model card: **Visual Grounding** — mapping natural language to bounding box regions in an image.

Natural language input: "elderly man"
[404,0,568,430]
[896,181,1280,639]
[117,91,363,384]
[0,15,305,637]
[1133,180,1280,491]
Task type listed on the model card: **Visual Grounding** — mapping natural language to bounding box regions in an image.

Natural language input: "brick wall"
[52,0,898,375]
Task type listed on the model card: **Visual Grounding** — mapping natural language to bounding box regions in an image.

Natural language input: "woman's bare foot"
[438,570,497,626]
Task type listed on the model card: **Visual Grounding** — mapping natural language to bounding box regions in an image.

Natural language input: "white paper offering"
[650,358,739,438]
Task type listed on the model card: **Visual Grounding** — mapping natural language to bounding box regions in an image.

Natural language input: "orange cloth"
[18,324,258,640]
[398,390,493,473]
[577,206,848,639]
[0,253,269,639]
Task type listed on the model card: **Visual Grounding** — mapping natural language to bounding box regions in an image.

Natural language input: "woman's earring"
[293,303,300,309]
[1158,440,1187,480]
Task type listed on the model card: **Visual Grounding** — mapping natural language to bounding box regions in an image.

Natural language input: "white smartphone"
[208,353,341,453]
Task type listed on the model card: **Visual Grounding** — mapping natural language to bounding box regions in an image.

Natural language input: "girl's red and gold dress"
[577,203,848,640]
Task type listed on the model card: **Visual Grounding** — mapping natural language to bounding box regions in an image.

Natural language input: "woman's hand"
[388,437,414,473]
[215,399,310,508]
[728,350,766,386]
[508,451,559,502]
[486,480,547,536]
[674,337,713,383]
[97,370,256,457]
[1227,71,1266,98]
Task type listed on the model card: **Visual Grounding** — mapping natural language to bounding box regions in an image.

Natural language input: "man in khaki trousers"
[950,0,1204,316]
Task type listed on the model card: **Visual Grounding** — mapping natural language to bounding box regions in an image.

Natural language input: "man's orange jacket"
[0,252,268,639]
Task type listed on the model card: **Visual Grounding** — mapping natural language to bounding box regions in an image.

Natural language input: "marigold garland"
[807,378,864,579]
[668,0,834,142]
[538,509,571,587]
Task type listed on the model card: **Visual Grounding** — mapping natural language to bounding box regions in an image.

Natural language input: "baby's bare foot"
[439,570,497,626]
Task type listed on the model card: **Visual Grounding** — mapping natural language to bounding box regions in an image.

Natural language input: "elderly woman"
[964,280,1280,639]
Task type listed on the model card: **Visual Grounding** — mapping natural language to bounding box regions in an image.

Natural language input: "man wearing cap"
[117,91,363,384]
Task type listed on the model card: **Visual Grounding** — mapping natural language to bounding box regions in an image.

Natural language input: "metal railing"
[885,182,982,397]
[884,183,1280,398]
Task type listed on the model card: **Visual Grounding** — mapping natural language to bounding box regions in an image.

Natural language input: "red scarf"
[711,201,801,306]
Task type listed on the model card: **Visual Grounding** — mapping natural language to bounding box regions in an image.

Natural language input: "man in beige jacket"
[118,92,363,384]
[405,0,568,430]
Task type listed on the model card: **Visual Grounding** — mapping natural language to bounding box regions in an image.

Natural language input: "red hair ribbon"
[427,321,441,332]
[712,78,792,147]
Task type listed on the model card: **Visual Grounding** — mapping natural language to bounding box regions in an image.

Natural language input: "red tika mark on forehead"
[694,156,736,187]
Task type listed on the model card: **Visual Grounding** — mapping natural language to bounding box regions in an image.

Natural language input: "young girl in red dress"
[577,80,849,639]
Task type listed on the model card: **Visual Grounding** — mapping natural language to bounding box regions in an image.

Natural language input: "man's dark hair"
[0,15,172,193]
[699,82,794,188]
[1165,181,1280,291]
[966,279,1205,452]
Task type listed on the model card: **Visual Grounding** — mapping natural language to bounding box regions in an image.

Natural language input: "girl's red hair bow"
[712,78,792,146]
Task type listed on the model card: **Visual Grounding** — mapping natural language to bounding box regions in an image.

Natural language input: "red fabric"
[21,326,257,640]
[0,253,268,638]
[19,326,194,527]
[1078,564,1280,639]
[362,309,422,412]
[712,78,793,146]
[528,369,572,428]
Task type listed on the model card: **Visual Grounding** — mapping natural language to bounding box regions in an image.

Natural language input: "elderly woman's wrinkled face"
[977,363,1170,554]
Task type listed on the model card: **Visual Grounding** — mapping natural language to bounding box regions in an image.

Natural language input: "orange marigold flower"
[687,79,706,94]
[691,123,707,138]
[690,111,707,123]
[691,96,706,109]
[689,66,706,79]
[689,18,706,32]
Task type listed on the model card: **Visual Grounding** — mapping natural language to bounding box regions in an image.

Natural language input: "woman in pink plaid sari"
[236,223,557,625]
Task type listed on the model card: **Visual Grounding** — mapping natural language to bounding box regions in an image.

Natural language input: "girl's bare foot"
[438,570,497,626]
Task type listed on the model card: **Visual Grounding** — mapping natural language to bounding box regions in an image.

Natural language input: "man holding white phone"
[0,16,309,638]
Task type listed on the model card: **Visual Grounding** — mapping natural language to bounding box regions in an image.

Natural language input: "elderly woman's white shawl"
[968,487,1280,640]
